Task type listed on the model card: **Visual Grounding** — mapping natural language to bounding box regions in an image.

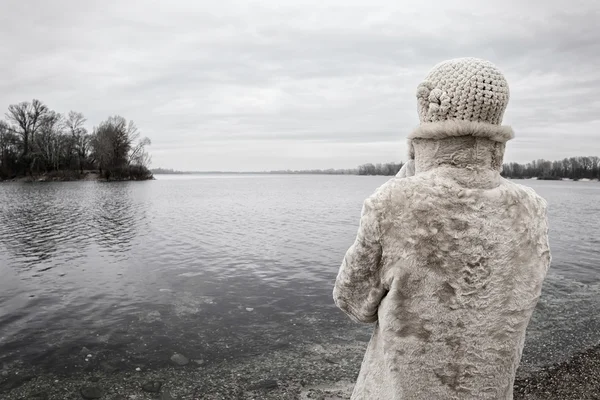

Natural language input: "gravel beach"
[514,343,600,400]
[2,340,598,400]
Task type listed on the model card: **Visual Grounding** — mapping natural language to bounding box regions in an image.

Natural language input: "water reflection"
[89,183,145,254]
[0,182,148,270]
[0,184,84,270]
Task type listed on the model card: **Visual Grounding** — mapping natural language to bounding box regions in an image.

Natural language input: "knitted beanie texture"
[416,57,510,125]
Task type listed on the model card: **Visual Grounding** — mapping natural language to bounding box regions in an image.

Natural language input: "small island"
[0,99,153,182]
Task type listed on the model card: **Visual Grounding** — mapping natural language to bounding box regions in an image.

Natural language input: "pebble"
[99,362,118,373]
[80,386,103,399]
[141,381,163,393]
[247,379,279,390]
[170,353,189,366]
[246,308,254,312]
[135,367,141,372]
[160,390,176,400]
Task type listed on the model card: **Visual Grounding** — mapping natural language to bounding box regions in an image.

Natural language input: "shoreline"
[2,341,599,399]
[153,173,599,181]
[0,171,154,183]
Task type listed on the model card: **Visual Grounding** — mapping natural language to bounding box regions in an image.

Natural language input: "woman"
[333,58,551,400]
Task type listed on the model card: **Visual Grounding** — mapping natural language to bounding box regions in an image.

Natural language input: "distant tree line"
[268,168,358,175]
[152,157,600,180]
[151,168,186,175]
[351,158,600,179]
[355,158,600,179]
[151,164,404,176]
[269,162,404,176]
[501,157,600,180]
[356,162,405,176]
[0,99,152,181]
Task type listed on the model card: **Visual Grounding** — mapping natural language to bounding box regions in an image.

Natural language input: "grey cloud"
[1,0,599,170]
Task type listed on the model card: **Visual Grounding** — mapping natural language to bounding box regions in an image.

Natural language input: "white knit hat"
[408,57,514,158]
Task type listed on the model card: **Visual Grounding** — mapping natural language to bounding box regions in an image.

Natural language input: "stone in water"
[80,386,103,399]
[142,381,163,393]
[170,353,189,366]
[160,390,176,400]
[248,379,279,390]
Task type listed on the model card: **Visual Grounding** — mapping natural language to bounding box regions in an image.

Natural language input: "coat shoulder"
[365,176,418,210]
[500,178,549,214]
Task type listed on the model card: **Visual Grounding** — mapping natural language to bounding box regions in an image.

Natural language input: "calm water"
[0,176,599,377]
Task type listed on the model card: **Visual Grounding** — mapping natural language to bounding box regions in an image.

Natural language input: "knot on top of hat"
[427,88,450,116]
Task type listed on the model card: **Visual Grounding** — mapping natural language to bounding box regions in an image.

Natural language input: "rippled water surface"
[0,176,599,377]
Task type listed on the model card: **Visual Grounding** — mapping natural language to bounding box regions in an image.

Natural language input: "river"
[0,176,599,398]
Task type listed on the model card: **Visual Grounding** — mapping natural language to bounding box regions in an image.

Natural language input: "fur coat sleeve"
[396,159,415,178]
[333,196,387,323]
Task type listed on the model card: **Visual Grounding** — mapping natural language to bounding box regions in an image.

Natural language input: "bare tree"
[5,99,49,157]
[33,112,65,171]
[0,121,20,178]
[590,156,600,179]
[65,111,88,172]
[129,136,152,168]
[90,125,113,174]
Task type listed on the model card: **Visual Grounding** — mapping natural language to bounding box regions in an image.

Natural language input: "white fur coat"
[334,135,551,400]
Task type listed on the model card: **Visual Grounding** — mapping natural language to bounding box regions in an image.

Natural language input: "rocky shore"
[513,343,600,400]
[2,340,598,400]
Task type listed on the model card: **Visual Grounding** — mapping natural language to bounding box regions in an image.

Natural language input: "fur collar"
[407,120,514,159]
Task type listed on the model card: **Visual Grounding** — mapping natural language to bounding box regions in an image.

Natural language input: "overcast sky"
[1,0,598,171]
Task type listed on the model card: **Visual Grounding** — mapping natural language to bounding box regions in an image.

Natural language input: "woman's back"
[361,167,551,399]
[334,57,551,400]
